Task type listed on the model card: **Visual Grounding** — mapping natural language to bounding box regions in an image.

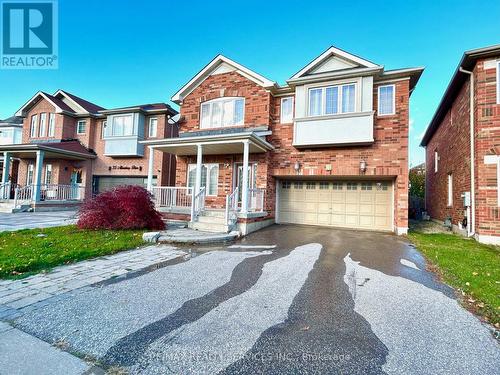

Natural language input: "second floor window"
[30,114,38,137]
[200,97,244,129]
[110,115,134,136]
[378,85,395,115]
[149,118,158,137]
[280,97,294,123]
[77,120,86,134]
[101,120,107,138]
[48,113,55,137]
[39,113,47,137]
[308,83,356,117]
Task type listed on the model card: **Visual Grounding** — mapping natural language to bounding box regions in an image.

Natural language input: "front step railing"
[13,185,33,209]
[150,186,193,209]
[190,186,206,222]
[225,186,239,227]
[0,182,11,200]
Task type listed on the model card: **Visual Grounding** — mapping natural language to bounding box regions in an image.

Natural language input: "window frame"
[48,113,55,137]
[30,114,38,137]
[307,82,357,117]
[108,115,135,137]
[44,164,53,185]
[101,120,107,139]
[447,173,453,207]
[280,97,294,124]
[199,97,245,129]
[76,120,86,135]
[187,163,219,196]
[39,113,47,137]
[377,84,396,116]
[434,150,439,173]
[148,117,158,138]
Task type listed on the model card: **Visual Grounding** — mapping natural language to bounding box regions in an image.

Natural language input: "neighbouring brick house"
[144,46,422,235]
[0,90,177,211]
[421,44,500,245]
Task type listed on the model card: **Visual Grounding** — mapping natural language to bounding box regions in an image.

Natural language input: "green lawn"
[408,231,500,325]
[0,225,145,279]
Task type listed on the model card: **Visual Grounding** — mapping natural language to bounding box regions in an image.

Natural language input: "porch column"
[195,144,203,195]
[1,152,11,184]
[32,150,45,202]
[241,140,250,214]
[147,146,155,191]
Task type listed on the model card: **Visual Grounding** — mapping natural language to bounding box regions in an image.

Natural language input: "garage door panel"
[278,180,392,232]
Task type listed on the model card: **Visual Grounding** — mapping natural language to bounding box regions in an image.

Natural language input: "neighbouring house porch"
[142,131,275,233]
[0,142,95,212]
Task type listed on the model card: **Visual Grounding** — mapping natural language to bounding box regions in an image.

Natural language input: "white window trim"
[434,151,439,173]
[280,97,294,124]
[30,114,38,137]
[101,120,107,139]
[200,97,245,129]
[44,164,53,185]
[76,120,86,135]
[307,82,357,117]
[187,163,219,196]
[39,113,47,137]
[48,113,55,137]
[27,164,34,185]
[377,84,396,116]
[447,173,453,207]
[148,117,158,138]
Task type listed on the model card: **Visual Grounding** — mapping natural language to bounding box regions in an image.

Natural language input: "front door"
[236,163,257,203]
[70,169,83,199]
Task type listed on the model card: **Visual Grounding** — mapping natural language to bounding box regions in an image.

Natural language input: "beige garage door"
[278,180,393,231]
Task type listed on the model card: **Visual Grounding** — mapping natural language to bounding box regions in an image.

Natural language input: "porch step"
[200,209,226,218]
[196,215,227,224]
[0,202,30,213]
[189,220,231,234]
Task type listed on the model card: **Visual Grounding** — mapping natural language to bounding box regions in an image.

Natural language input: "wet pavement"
[8,225,500,374]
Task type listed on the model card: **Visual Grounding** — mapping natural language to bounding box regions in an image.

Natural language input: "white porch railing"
[150,186,193,208]
[40,184,84,201]
[248,188,265,212]
[0,182,11,200]
[225,187,239,227]
[13,185,33,208]
[190,186,206,222]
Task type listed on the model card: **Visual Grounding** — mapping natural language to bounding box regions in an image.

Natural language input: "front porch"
[143,131,274,233]
[0,142,94,212]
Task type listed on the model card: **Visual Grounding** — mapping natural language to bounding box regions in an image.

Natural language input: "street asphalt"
[9,225,500,374]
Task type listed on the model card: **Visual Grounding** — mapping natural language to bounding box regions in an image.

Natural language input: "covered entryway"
[278,180,393,231]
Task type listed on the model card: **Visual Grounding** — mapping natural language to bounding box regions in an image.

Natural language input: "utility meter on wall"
[461,192,471,207]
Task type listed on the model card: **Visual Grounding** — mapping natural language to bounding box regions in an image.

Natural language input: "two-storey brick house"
[0,90,177,211]
[144,46,422,235]
[421,44,500,245]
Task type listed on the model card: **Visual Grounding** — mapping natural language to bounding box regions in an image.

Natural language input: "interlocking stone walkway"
[0,245,187,320]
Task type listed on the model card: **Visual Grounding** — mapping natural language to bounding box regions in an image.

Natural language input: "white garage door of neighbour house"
[278,180,393,231]
[96,176,149,193]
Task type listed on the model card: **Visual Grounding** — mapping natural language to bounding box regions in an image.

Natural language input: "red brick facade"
[424,53,500,242]
[174,71,411,232]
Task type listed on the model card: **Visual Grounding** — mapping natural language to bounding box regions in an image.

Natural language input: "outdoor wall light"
[293,161,300,172]
[360,160,367,173]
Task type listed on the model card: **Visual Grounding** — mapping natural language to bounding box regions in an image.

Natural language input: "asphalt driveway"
[7,225,500,374]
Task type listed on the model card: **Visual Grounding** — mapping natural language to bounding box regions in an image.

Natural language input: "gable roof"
[289,46,381,80]
[420,44,500,147]
[171,54,276,104]
[15,90,105,117]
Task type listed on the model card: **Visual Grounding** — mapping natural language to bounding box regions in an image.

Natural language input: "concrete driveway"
[0,211,77,231]
[6,225,500,374]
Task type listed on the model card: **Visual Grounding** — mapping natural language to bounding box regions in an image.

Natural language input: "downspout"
[459,67,475,237]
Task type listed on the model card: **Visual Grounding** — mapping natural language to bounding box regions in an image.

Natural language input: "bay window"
[30,114,38,137]
[48,113,55,137]
[39,113,47,137]
[308,83,356,116]
[187,163,219,196]
[200,97,244,128]
[104,115,134,137]
[378,84,395,115]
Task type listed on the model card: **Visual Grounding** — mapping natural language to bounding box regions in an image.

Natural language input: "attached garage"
[277,180,393,231]
[93,176,152,194]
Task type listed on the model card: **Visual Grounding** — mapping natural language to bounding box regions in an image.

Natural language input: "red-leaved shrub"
[77,185,165,230]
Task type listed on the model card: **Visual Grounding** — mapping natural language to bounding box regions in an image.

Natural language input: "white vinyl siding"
[39,113,47,137]
[187,163,219,196]
[308,83,356,116]
[148,118,158,138]
[48,113,55,137]
[378,85,395,115]
[30,114,38,137]
[280,97,294,123]
[200,97,244,128]
[447,174,453,207]
[77,120,86,135]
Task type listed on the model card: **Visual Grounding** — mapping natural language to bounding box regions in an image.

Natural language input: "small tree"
[77,185,165,230]
[409,169,425,199]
